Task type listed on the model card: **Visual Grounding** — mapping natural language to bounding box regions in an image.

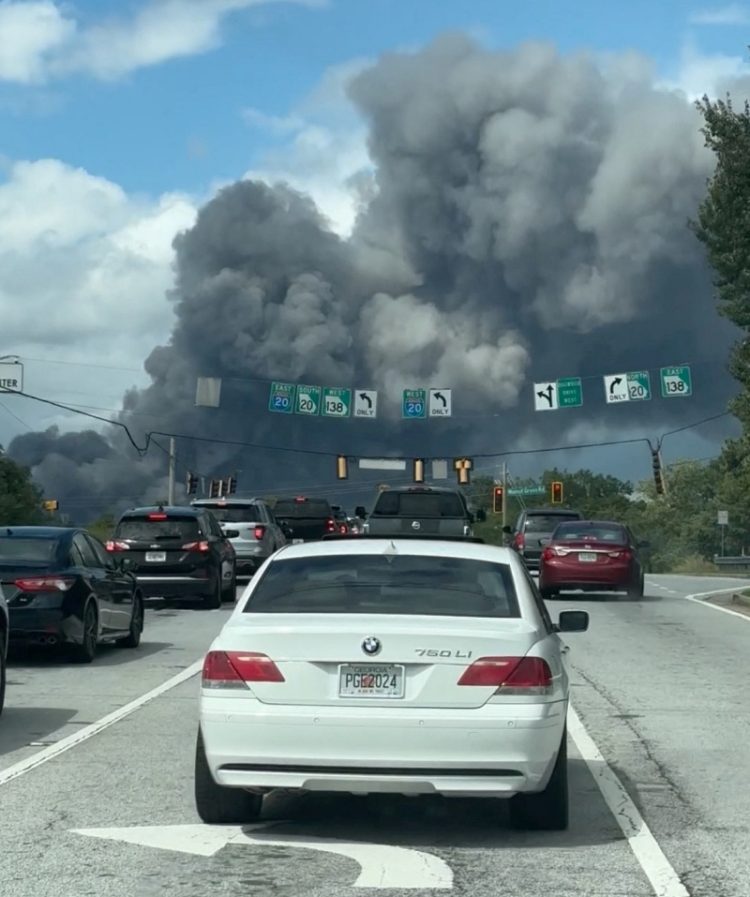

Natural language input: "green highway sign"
[402,389,427,419]
[660,365,692,398]
[295,384,321,415]
[507,485,546,497]
[627,370,651,401]
[268,381,296,414]
[322,387,352,418]
[557,377,583,408]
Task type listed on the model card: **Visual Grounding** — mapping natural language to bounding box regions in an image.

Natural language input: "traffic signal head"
[336,455,348,480]
[413,459,425,483]
[209,479,222,498]
[186,472,199,495]
[493,486,503,514]
[651,449,665,496]
[454,457,472,485]
[43,499,59,512]
[225,475,238,495]
[551,481,563,504]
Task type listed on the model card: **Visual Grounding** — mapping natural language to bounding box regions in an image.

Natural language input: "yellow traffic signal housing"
[413,459,425,483]
[43,499,59,512]
[492,486,503,514]
[336,456,348,480]
[551,481,563,504]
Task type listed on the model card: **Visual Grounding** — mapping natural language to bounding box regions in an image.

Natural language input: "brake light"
[294,496,307,503]
[608,548,632,559]
[105,540,130,552]
[326,518,336,533]
[182,540,210,552]
[148,513,168,520]
[201,651,285,688]
[254,525,265,541]
[338,524,347,534]
[457,656,553,694]
[513,532,525,550]
[543,545,570,559]
[15,576,75,592]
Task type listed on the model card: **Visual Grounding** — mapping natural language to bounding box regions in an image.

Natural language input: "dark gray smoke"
[9,35,742,520]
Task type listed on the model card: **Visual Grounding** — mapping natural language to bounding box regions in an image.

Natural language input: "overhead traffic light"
[43,499,59,512]
[224,475,238,495]
[209,478,222,498]
[336,455,348,480]
[186,472,199,495]
[551,481,563,504]
[651,448,666,496]
[492,486,504,514]
[413,459,425,483]
[454,457,473,485]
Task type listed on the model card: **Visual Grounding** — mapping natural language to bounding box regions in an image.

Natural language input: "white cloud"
[0,159,197,432]
[659,42,750,100]
[0,0,324,85]
[689,4,750,25]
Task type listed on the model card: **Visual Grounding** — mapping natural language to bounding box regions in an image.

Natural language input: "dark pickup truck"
[357,486,485,538]
[272,497,336,542]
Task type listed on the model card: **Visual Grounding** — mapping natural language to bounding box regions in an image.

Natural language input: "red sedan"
[538,520,648,599]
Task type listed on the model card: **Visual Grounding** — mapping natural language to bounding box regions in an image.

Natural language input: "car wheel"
[510,727,569,831]
[0,636,6,717]
[194,731,263,824]
[627,574,645,599]
[117,597,143,648]
[221,570,237,603]
[70,601,98,664]
[202,576,222,610]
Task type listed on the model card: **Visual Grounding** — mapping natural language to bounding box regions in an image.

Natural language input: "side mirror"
[355,506,367,520]
[280,522,293,537]
[556,610,589,633]
[475,509,487,522]
[224,529,240,539]
[502,525,513,534]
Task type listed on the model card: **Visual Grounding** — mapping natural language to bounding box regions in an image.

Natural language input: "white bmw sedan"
[195,537,588,830]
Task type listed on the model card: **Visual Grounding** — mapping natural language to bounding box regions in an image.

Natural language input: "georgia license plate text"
[339,665,404,698]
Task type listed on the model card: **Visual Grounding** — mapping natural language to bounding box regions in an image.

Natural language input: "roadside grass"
[666,554,722,576]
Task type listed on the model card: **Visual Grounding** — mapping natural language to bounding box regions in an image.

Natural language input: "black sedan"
[0,526,144,663]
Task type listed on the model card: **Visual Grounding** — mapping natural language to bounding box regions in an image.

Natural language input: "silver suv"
[191,497,289,577]
[505,507,584,571]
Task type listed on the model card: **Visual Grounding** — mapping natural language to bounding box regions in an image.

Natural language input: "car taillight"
[105,540,130,552]
[544,545,570,558]
[541,546,554,562]
[15,576,76,592]
[513,533,525,550]
[254,525,265,541]
[457,656,553,695]
[201,651,285,689]
[182,540,210,552]
[148,513,168,520]
[326,518,336,532]
[338,524,347,534]
[608,548,631,559]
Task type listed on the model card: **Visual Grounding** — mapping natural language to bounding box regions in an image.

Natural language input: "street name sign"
[0,361,23,392]
[557,377,583,408]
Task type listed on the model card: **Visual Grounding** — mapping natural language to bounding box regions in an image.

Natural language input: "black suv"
[108,506,238,608]
[272,497,337,542]
[357,486,486,538]
[505,507,584,571]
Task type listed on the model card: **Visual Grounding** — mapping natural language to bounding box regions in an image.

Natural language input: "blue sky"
[0,0,749,479]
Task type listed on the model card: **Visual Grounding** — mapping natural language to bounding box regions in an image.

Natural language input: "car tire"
[510,727,569,831]
[627,574,645,599]
[202,575,222,610]
[70,601,98,664]
[194,731,263,824]
[117,597,143,648]
[221,570,237,604]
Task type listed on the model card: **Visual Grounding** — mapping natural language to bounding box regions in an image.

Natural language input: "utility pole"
[167,437,176,505]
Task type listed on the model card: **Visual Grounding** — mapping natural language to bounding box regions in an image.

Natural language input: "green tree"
[0,455,45,525]
[87,514,117,542]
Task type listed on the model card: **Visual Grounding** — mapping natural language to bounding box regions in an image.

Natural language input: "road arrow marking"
[72,823,454,890]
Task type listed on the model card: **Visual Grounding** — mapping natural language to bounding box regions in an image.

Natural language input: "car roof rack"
[320,533,486,544]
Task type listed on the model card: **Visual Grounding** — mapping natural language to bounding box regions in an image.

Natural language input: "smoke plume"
[9,35,741,519]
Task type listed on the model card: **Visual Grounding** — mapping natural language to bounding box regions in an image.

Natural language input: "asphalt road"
[0,575,748,897]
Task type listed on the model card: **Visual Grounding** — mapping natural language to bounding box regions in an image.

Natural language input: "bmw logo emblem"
[362,636,381,656]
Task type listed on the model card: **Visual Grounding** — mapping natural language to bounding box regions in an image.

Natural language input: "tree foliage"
[0,455,45,525]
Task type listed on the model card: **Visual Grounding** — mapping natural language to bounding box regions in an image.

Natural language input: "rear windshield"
[524,514,580,533]
[554,522,627,543]
[196,503,262,523]
[373,491,466,518]
[0,537,59,565]
[274,500,332,518]
[115,516,202,541]
[243,554,519,617]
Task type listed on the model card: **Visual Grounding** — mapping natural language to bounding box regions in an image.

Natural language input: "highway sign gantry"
[428,388,452,417]
[402,389,427,419]
[268,381,295,413]
[322,387,352,418]
[660,365,692,398]
[295,384,321,415]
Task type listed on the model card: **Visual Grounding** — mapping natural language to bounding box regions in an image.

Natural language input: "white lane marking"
[0,660,203,787]
[568,704,689,897]
[72,823,454,890]
[683,588,750,622]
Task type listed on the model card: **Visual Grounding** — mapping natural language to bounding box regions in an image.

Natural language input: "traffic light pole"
[167,437,176,505]
[501,462,507,530]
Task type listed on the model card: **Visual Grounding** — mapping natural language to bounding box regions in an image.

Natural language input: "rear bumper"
[135,575,214,599]
[200,696,566,797]
[8,607,81,645]
[540,560,633,590]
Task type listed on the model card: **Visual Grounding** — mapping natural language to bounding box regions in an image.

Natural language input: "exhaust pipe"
[43,635,58,645]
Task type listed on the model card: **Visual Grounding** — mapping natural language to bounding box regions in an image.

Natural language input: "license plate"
[145,551,166,562]
[578,552,597,563]
[339,664,405,698]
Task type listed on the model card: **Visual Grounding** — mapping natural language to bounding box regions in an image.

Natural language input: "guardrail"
[713,556,750,568]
